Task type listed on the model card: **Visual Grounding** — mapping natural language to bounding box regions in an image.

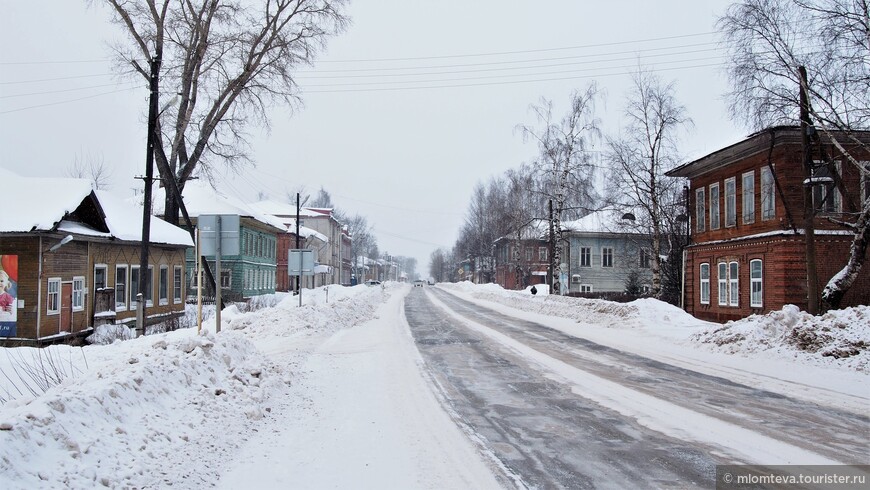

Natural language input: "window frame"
[742,171,755,224]
[538,247,548,262]
[717,262,728,306]
[724,177,737,227]
[47,277,61,315]
[695,187,706,232]
[580,284,593,293]
[173,266,183,304]
[811,160,842,214]
[761,166,775,220]
[580,247,591,267]
[130,266,140,309]
[94,264,108,291]
[158,265,169,306]
[699,263,710,305]
[639,248,651,269]
[601,247,614,268]
[728,261,739,307]
[72,276,85,311]
[861,162,870,204]
[146,265,154,307]
[750,259,763,308]
[115,265,128,311]
[709,183,721,230]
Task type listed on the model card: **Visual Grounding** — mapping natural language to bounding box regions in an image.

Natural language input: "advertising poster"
[0,254,18,337]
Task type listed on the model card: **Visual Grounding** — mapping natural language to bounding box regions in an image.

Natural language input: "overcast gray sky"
[1,1,747,273]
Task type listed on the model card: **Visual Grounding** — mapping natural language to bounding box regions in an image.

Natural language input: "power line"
[0,81,138,99]
[0,86,138,114]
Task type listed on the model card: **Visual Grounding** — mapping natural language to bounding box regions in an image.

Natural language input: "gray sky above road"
[0,1,746,272]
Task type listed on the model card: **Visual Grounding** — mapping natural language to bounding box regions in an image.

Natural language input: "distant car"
[413,279,424,287]
[365,280,381,286]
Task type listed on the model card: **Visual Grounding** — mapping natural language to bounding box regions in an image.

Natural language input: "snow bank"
[0,283,394,489]
[692,305,870,372]
[439,282,869,373]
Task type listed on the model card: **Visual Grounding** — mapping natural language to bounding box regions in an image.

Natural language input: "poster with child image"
[0,255,18,337]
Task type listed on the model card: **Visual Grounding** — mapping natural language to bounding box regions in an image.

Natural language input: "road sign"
[198,214,240,256]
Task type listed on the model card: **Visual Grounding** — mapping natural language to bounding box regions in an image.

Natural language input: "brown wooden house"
[493,219,550,290]
[0,170,192,344]
[666,126,870,322]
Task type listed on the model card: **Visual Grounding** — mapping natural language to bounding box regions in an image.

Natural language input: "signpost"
[288,249,314,307]
[198,214,240,333]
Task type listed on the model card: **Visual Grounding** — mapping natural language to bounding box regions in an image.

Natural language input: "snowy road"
[405,286,870,488]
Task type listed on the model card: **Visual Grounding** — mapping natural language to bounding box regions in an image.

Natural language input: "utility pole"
[799,66,820,314]
[295,193,301,293]
[548,200,555,294]
[137,54,161,337]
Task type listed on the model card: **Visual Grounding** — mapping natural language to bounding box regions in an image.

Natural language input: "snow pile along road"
[0,285,388,489]
[438,282,869,373]
[691,304,870,373]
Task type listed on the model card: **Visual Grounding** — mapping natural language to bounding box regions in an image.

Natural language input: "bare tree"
[308,186,334,208]
[719,0,870,310]
[96,0,348,223]
[605,69,692,298]
[518,85,601,294]
[67,150,113,190]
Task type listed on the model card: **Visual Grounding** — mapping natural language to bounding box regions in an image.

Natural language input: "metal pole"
[196,227,203,334]
[215,215,222,333]
[295,193,301,293]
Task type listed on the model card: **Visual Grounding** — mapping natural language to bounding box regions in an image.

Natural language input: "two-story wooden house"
[0,169,192,344]
[666,126,870,322]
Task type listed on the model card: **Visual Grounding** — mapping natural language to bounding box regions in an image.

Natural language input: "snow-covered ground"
[0,281,867,488]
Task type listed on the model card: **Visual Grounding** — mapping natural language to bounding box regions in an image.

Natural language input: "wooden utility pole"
[548,200,555,293]
[799,66,820,314]
[137,54,161,337]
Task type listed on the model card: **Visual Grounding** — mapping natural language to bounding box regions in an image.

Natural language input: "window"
[761,166,775,220]
[695,188,706,232]
[159,265,169,306]
[725,177,736,227]
[94,265,107,291]
[601,247,614,268]
[700,263,710,305]
[750,259,763,308]
[538,247,548,261]
[47,278,60,315]
[580,284,593,293]
[131,266,140,308]
[115,265,127,311]
[640,249,651,269]
[717,263,728,306]
[580,247,591,267]
[742,171,755,224]
[72,276,85,311]
[811,161,841,213]
[709,183,720,230]
[221,269,231,289]
[174,266,183,303]
[525,248,533,261]
[729,261,739,306]
[146,265,154,306]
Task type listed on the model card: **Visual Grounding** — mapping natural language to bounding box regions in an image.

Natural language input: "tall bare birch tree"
[719,0,870,310]
[605,69,691,298]
[518,86,601,294]
[95,0,348,223]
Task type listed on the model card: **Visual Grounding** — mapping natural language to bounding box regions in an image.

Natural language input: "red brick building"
[667,126,870,322]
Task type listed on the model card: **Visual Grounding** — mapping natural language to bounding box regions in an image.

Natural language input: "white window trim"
[72,276,85,311]
[700,263,710,305]
[724,177,737,228]
[146,265,154,307]
[695,187,706,232]
[173,266,183,304]
[601,247,614,268]
[710,183,721,230]
[580,284,593,293]
[47,277,61,315]
[750,259,763,308]
[742,171,755,224]
[861,162,870,204]
[717,263,727,306]
[580,247,592,267]
[115,265,128,311]
[728,261,739,307]
[761,166,776,221]
[131,265,140,309]
[94,264,108,291]
[158,265,169,306]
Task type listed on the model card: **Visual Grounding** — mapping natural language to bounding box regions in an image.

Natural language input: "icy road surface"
[404,287,869,488]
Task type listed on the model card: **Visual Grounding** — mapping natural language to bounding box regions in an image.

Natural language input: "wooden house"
[666,126,870,322]
[0,170,192,344]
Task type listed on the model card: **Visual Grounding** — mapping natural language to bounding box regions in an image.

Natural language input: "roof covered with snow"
[0,167,192,247]
[561,209,639,235]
